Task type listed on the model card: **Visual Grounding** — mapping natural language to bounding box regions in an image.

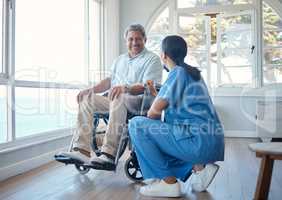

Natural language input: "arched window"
[263,1,282,84]
[146,7,169,56]
[146,6,170,81]
[146,0,282,88]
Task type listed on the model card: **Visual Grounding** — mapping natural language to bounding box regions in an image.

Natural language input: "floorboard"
[0,138,281,200]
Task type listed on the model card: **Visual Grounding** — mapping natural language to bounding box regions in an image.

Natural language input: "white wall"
[119,0,166,53]
[104,0,120,69]
[0,136,71,181]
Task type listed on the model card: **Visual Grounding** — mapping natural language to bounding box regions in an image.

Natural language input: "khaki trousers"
[73,91,151,157]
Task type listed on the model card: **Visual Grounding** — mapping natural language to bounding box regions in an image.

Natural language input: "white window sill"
[211,84,282,97]
[0,128,74,154]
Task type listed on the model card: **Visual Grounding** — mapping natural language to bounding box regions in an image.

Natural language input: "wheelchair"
[55,84,160,182]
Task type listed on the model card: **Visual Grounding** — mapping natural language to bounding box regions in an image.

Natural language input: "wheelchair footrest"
[85,163,116,171]
[55,155,116,171]
[54,155,84,165]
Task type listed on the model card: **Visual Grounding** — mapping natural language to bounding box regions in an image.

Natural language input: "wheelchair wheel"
[75,164,90,175]
[124,155,143,182]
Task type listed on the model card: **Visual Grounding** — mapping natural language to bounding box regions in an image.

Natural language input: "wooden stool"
[249,142,282,200]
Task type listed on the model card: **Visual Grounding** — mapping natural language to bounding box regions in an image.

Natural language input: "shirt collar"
[127,48,147,60]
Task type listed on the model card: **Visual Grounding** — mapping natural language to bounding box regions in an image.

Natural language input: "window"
[177,0,252,8]
[15,88,78,138]
[0,85,7,143]
[263,2,282,84]
[217,11,254,85]
[178,15,211,84]
[89,0,104,84]
[15,0,87,84]
[147,7,169,56]
[147,0,260,88]
[146,7,170,81]
[0,0,3,74]
[0,0,103,145]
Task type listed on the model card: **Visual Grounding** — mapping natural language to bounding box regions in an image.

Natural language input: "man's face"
[126,31,146,57]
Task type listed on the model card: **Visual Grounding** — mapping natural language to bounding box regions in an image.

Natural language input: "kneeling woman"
[128,35,224,197]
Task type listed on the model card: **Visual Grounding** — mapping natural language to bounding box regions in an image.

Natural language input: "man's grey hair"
[124,24,147,40]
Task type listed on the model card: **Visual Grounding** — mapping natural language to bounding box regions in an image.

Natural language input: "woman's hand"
[146,80,157,97]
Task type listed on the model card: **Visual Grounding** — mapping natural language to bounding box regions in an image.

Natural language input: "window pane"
[15,87,78,138]
[178,0,205,8]
[0,0,3,74]
[263,66,282,84]
[264,48,282,65]
[147,7,169,55]
[263,2,282,30]
[220,30,252,48]
[263,30,282,47]
[0,86,7,143]
[89,0,102,84]
[149,8,169,34]
[185,50,208,67]
[177,0,252,8]
[263,2,282,84]
[15,0,87,83]
[221,48,252,66]
[179,16,208,50]
[178,16,210,83]
[184,50,209,83]
[221,66,252,84]
[219,14,252,32]
[216,0,252,5]
[217,11,253,86]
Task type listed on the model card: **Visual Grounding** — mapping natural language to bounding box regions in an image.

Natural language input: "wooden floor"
[1,138,282,200]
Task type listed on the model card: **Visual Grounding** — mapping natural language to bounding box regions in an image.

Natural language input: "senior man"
[61,24,162,169]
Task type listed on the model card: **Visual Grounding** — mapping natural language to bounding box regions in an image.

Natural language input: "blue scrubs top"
[157,66,224,140]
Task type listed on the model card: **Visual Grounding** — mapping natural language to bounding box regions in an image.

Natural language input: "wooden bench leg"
[254,155,274,200]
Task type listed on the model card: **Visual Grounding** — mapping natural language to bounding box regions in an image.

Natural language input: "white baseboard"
[224,130,257,138]
[0,147,68,182]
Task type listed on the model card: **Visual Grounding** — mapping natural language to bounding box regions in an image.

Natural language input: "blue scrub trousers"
[128,116,224,181]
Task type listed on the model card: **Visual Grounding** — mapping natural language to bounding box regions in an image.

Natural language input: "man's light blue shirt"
[110,48,162,87]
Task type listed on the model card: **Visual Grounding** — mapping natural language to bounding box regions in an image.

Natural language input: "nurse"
[128,35,224,197]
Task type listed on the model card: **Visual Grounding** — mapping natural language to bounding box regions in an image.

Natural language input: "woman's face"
[160,51,167,65]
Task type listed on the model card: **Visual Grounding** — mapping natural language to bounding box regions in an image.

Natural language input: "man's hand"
[109,85,128,100]
[77,88,93,103]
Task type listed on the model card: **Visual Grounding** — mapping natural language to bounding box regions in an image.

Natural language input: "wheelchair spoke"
[132,170,137,178]
[128,161,134,169]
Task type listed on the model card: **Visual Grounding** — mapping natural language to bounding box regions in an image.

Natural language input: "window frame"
[177,1,257,89]
[216,9,256,87]
[0,0,104,149]
[146,0,282,96]
[262,1,282,86]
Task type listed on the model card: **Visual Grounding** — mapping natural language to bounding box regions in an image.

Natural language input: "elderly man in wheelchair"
[55,24,163,182]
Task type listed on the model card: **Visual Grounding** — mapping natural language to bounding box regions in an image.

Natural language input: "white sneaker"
[140,180,181,197]
[90,154,114,164]
[142,178,160,185]
[58,151,90,164]
[90,154,116,171]
[190,163,219,192]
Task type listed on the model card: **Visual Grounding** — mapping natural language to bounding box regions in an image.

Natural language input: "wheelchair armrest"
[139,83,162,116]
